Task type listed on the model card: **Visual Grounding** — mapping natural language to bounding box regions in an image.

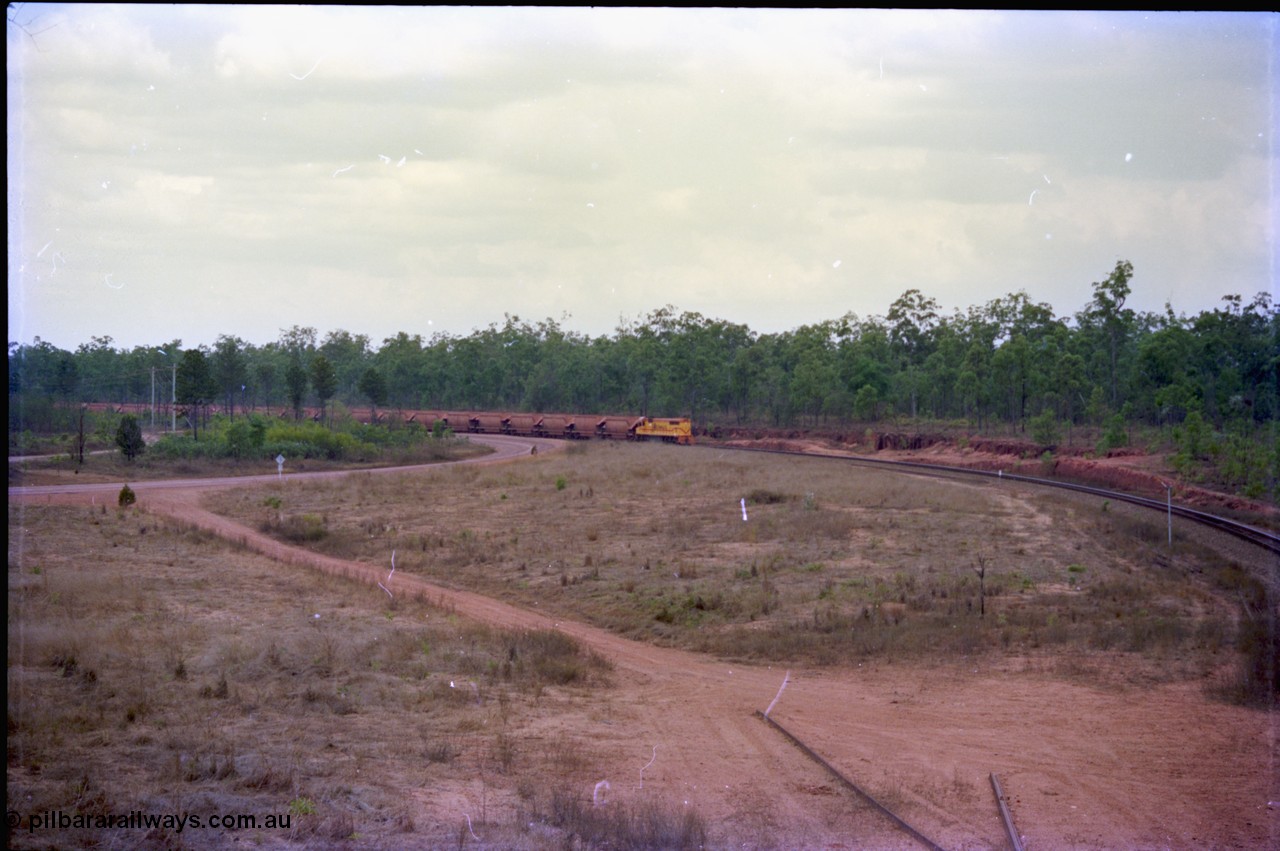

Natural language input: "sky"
[7,6,1277,352]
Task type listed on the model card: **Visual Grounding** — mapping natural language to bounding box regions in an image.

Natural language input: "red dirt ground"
[714,430,1277,521]
[10,436,1278,849]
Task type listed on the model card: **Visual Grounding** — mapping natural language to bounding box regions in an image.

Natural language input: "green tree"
[223,416,265,459]
[211,334,248,418]
[75,336,119,404]
[376,332,426,409]
[53,352,81,404]
[357,366,388,423]
[175,348,217,440]
[310,354,338,425]
[284,355,308,422]
[886,289,940,418]
[115,414,145,461]
[255,359,278,412]
[789,322,838,425]
[319,329,372,402]
[1083,260,1136,410]
[1028,409,1062,447]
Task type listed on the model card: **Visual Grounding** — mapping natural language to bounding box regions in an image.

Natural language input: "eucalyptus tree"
[585,333,630,414]
[486,315,538,409]
[446,334,488,410]
[254,353,279,412]
[279,325,318,359]
[656,310,748,424]
[175,348,217,439]
[922,315,966,419]
[1189,293,1277,426]
[284,355,308,421]
[310,354,338,425]
[727,337,766,424]
[376,331,427,409]
[789,321,840,425]
[836,315,891,423]
[53,351,82,406]
[9,339,66,398]
[885,289,941,419]
[318,329,372,404]
[751,332,795,426]
[1135,309,1198,426]
[1078,260,1136,411]
[211,334,248,418]
[74,336,119,404]
[357,366,388,422]
[615,312,663,416]
[121,345,157,409]
[706,317,756,422]
[982,291,1063,431]
[523,318,596,413]
[9,339,72,433]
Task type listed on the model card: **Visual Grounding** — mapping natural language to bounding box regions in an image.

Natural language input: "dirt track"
[10,436,1277,849]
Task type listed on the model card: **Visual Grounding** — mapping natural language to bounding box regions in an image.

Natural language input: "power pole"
[171,363,177,432]
[150,366,156,429]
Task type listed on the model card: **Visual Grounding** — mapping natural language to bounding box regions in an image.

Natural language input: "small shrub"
[115,415,146,461]
[1029,409,1062,447]
[262,513,327,543]
[1096,413,1129,454]
[541,786,707,850]
[289,797,317,817]
[118,484,137,507]
[746,489,791,505]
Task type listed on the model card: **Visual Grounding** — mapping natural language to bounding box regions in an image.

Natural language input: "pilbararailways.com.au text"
[8,809,295,834]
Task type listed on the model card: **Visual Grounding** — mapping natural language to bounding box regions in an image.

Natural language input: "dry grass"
[8,441,1273,849]
[7,502,630,850]
[204,442,1265,691]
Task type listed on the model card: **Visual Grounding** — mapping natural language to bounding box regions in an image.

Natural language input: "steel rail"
[711,444,1280,557]
[755,710,948,851]
[989,773,1025,851]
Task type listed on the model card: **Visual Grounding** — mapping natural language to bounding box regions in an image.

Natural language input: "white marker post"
[765,670,791,717]
[741,498,748,522]
[276,454,285,480]
[379,551,396,599]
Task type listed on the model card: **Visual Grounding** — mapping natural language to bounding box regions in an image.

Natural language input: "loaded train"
[88,402,695,445]
[405,411,695,445]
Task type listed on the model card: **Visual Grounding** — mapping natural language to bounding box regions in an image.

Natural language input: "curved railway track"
[712,442,1280,557]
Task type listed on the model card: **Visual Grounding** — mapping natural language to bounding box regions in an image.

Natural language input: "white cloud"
[8,7,1275,349]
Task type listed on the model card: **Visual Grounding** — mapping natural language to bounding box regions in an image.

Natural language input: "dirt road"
[10,435,1276,849]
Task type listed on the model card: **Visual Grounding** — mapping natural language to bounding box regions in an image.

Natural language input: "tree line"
[9,261,1277,443]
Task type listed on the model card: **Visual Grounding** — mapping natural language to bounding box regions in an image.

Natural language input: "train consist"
[82,402,695,445]
[407,411,695,445]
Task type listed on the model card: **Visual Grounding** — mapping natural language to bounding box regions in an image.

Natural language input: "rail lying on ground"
[755,710,949,851]
[717,444,1280,557]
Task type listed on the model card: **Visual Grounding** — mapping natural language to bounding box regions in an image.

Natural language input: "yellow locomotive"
[632,417,695,445]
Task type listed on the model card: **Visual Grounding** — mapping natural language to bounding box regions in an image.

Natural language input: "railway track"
[27,405,1280,555]
[713,442,1280,557]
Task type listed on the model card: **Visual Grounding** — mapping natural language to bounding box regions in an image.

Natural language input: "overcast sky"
[7,6,1276,351]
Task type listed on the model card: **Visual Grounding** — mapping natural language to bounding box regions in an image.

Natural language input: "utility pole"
[171,363,177,432]
[150,366,156,429]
